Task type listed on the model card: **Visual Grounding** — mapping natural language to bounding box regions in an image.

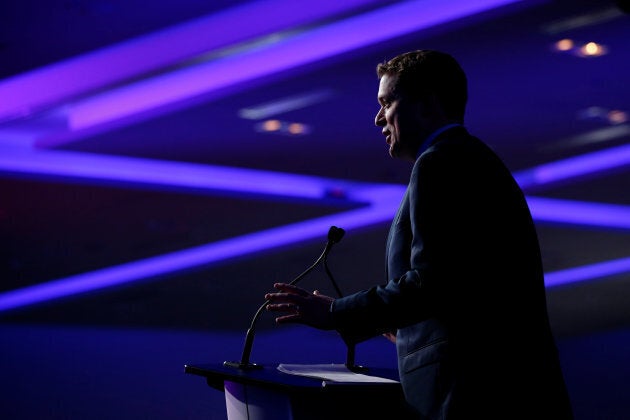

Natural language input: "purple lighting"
[0,144,405,312]
[1,140,629,312]
[0,0,386,122]
[2,0,628,314]
[526,197,630,230]
[0,182,402,312]
[0,147,345,200]
[545,257,630,288]
[53,0,521,138]
[515,143,630,190]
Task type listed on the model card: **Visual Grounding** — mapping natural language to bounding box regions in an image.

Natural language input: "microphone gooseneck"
[224,226,345,370]
[322,226,364,372]
[324,247,343,298]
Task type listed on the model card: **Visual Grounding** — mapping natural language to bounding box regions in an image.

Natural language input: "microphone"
[224,226,345,370]
[327,225,345,244]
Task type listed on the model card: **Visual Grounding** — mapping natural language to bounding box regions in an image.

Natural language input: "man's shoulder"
[428,127,493,157]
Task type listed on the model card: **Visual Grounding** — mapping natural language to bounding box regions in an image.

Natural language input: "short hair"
[376,50,468,122]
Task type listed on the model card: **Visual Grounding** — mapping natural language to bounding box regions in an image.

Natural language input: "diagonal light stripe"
[0,146,356,201]
[45,0,522,143]
[0,144,406,312]
[238,89,335,120]
[527,196,630,230]
[0,202,402,313]
[545,257,630,288]
[0,0,386,122]
[515,143,630,190]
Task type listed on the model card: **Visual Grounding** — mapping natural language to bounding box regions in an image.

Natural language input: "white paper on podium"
[277,364,399,384]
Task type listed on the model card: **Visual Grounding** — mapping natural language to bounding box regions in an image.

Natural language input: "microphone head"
[328,226,345,244]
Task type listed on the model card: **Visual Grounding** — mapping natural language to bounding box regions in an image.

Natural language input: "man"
[265,50,573,419]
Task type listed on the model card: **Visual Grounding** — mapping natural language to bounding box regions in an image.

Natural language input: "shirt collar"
[415,123,462,160]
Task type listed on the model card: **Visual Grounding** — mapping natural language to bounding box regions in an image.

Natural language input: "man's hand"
[265,283,335,330]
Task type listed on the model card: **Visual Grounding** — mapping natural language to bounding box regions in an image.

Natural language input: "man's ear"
[426,93,442,114]
[420,93,447,120]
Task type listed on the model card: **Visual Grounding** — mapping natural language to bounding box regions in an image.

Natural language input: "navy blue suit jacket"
[332,126,573,418]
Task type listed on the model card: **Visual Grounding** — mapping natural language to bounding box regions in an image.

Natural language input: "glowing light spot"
[555,38,574,51]
[288,123,305,135]
[608,110,629,125]
[579,42,606,57]
[262,119,281,131]
[584,42,599,54]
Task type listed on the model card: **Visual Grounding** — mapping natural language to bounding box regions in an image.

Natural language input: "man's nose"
[375,108,385,126]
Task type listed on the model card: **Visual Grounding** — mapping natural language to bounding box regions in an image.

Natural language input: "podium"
[184,362,411,420]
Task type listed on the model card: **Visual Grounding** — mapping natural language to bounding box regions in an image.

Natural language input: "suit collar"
[415,123,463,160]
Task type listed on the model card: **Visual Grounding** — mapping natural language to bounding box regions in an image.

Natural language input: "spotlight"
[255,120,311,136]
[287,123,305,135]
[554,38,574,51]
[578,41,607,57]
[608,110,629,125]
[262,119,281,132]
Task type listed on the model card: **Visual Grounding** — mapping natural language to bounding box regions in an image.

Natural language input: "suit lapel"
[385,186,410,281]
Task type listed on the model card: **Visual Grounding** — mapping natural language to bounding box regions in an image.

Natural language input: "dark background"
[1,0,629,418]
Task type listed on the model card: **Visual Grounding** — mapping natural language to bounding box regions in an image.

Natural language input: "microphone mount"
[224,226,349,370]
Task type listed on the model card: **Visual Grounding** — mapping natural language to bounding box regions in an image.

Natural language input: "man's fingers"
[266,299,302,324]
[273,283,311,296]
[266,303,299,312]
[265,292,303,304]
[274,314,300,324]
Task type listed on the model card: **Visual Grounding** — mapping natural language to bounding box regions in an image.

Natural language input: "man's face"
[375,73,429,162]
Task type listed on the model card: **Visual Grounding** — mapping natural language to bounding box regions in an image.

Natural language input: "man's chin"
[389,148,405,160]
[388,146,397,158]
